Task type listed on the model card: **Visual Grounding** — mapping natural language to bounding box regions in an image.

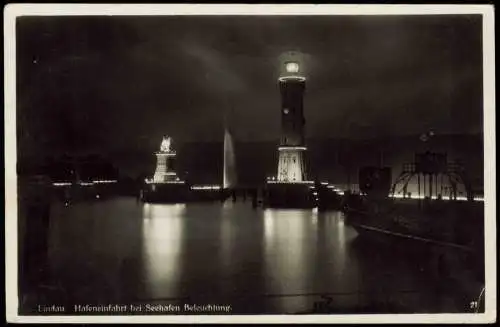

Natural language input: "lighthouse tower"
[276,61,307,182]
[153,136,179,183]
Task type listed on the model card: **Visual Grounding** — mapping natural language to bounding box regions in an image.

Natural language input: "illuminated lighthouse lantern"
[153,136,179,183]
[276,61,307,182]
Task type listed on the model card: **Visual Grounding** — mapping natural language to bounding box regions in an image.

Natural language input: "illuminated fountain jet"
[223,118,237,190]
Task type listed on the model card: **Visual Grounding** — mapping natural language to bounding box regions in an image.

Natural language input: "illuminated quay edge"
[388,193,484,202]
[267,180,314,185]
[268,180,347,194]
[145,178,184,185]
[52,179,118,187]
[52,182,73,187]
[92,179,118,184]
[190,185,221,191]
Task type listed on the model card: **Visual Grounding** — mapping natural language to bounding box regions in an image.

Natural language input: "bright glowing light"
[388,193,483,202]
[390,194,425,199]
[145,179,185,185]
[156,152,176,157]
[321,182,328,185]
[95,194,100,199]
[52,182,72,187]
[52,179,118,186]
[92,179,117,184]
[267,180,314,185]
[278,76,306,82]
[160,136,172,152]
[191,185,221,190]
[277,148,304,181]
[285,61,299,73]
[324,185,346,195]
[278,146,307,151]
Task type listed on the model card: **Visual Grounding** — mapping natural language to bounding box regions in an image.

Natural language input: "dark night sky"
[16,15,483,157]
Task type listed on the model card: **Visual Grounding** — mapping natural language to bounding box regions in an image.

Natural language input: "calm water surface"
[41,197,480,314]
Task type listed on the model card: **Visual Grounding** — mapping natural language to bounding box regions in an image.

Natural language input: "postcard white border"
[4,4,496,324]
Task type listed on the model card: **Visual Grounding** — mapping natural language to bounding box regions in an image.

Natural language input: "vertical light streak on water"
[336,212,347,268]
[263,208,315,312]
[220,201,234,270]
[330,210,362,306]
[142,203,186,299]
[312,207,319,227]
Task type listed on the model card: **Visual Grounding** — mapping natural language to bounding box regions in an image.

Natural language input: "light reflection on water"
[262,209,318,312]
[46,197,482,313]
[142,203,186,298]
[139,203,361,313]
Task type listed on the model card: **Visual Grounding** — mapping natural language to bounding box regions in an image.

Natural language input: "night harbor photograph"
[5,4,496,324]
